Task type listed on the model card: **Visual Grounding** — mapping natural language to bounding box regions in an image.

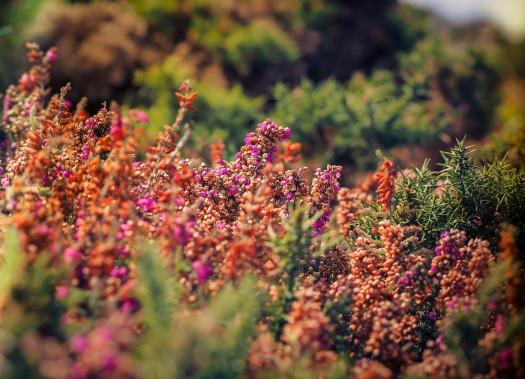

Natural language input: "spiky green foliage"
[268,69,450,169]
[392,141,525,247]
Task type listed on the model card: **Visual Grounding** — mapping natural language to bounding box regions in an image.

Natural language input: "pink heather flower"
[85,118,95,130]
[81,144,90,161]
[70,334,88,353]
[121,299,139,313]
[1,177,10,188]
[495,315,505,336]
[110,266,128,278]
[45,47,58,62]
[64,247,83,263]
[137,197,156,213]
[97,326,115,343]
[102,354,118,372]
[55,285,69,300]
[192,260,212,284]
[135,110,149,123]
[228,185,238,195]
[283,127,291,139]
[173,218,192,245]
[111,117,124,140]
[117,223,131,240]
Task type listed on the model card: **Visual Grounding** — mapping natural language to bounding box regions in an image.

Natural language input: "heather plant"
[0,45,524,379]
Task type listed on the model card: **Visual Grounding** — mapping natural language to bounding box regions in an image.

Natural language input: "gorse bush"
[392,143,525,249]
[137,32,499,170]
[0,45,524,379]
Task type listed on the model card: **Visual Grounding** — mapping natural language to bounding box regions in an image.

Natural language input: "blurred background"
[1,0,524,181]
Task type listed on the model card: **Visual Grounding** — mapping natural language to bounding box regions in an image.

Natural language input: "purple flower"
[55,285,69,300]
[135,110,149,123]
[137,197,156,212]
[173,218,192,245]
[45,47,58,62]
[81,144,90,161]
[64,247,83,263]
[1,177,10,188]
[85,118,95,130]
[110,266,128,278]
[228,185,238,195]
[495,315,505,336]
[192,260,212,284]
[283,127,291,140]
[70,335,88,353]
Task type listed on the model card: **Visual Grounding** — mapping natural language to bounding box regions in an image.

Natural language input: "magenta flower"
[45,47,59,62]
[64,247,83,263]
[135,110,149,123]
[1,177,10,188]
[173,218,192,245]
[81,144,90,161]
[55,285,69,300]
[137,197,156,213]
[70,334,88,353]
[192,260,212,284]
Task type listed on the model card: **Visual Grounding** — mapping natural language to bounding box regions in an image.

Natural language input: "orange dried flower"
[374,159,395,211]
[175,81,198,110]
